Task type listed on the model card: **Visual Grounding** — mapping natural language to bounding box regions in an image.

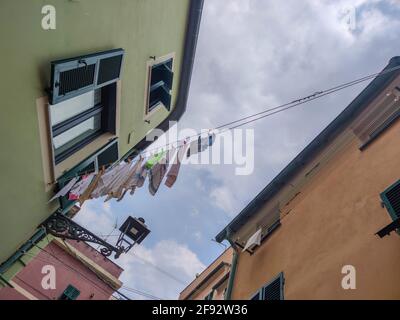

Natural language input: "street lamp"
[115,217,150,258]
[42,212,150,259]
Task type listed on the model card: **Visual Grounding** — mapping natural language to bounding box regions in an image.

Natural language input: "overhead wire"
[56,64,400,183]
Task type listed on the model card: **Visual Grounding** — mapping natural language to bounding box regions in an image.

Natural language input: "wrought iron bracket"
[42,212,123,258]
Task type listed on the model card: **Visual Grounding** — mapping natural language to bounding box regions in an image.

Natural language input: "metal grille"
[263,276,282,300]
[59,64,95,95]
[386,183,400,217]
[97,55,123,85]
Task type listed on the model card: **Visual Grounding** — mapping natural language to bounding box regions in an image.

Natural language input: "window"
[250,272,284,300]
[59,284,80,300]
[380,180,400,235]
[146,56,174,114]
[204,290,214,301]
[48,49,123,164]
[57,139,119,211]
[352,86,400,151]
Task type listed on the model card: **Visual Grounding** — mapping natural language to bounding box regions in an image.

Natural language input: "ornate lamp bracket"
[42,212,123,258]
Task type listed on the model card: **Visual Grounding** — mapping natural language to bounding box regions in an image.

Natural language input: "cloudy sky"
[75,0,400,300]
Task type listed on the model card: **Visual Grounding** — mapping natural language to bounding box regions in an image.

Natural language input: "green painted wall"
[0,0,189,267]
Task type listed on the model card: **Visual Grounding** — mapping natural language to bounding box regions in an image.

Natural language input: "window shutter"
[352,87,400,149]
[251,292,261,300]
[204,290,214,300]
[49,49,124,105]
[149,85,172,111]
[97,139,119,168]
[381,180,400,221]
[263,273,284,300]
[63,285,80,300]
[151,61,174,90]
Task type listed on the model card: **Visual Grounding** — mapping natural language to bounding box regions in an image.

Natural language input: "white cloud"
[70,0,400,300]
[210,186,236,215]
[117,240,205,300]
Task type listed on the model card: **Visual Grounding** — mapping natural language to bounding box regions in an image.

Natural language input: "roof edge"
[216,56,400,243]
[122,0,204,160]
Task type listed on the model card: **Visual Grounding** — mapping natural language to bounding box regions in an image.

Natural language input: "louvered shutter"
[63,285,80,300]
[263,273,284,300]
[381,180,400,221]
[352,87,400,150]
[49,49,124,105]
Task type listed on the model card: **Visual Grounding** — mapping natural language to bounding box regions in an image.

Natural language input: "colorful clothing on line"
[68,174,95,201]
[145,150,167,170]
[148,150,169,196]
[165,143,188,188]
[186,133,216,158]
[48,177,78,203]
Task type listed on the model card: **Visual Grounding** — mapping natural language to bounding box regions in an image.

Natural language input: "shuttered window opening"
[97,55,123,85]
[381,180,400,236]
[148,58,174,112]
[59,284,80,300]
[385,182,400,218]
[352,86,400,150]
[59,64,96,96]
[263,274,284,300]
[241,206,281,253]
[381,180,400,220]
[249,272,284,300]
[204,290,214,300]
[57,139,119,211]
[49,48,124,105]
[50,78,118,164]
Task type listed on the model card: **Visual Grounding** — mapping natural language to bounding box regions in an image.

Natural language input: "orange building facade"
[215,57,400,300]
[179,248,233,300]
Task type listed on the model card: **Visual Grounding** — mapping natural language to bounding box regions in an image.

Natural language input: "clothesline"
[50,63,400,188]
[49,133,216,205]
[56,132,216,185]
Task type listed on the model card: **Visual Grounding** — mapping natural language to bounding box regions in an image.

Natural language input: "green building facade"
[0,0,203,287]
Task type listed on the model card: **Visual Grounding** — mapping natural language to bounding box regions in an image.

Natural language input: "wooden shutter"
[151,60,174,90]
[381,180,400,221]
[97,139,119,168]
[149,85,172,111]
[49,49,124,105]
[63,285,80,300]
[263,273,284,300]
[352,87,400,149]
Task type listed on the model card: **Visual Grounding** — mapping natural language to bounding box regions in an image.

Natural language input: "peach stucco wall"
[231,119,400,300]
[180,247,233,300]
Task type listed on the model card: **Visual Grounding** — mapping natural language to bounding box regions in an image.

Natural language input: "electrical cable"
[56,64,400,183]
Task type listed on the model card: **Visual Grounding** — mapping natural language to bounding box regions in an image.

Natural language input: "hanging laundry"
[187,133,216,158]
[68,173,95,201]
[148,148,175,196]
[116,158,144,201]
[133,165,147,192]
[104,162,134,202]
[123,157,145,193]
[48,177,78,203]
[90,163,126,199]
[78,169,104,205]
[242,228,262,252]
[165,142,189,188]
[145,150,167,170]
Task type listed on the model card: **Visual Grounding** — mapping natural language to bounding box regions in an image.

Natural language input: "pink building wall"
[0,240,123,300]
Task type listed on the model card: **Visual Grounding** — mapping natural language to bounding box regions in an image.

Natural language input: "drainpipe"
[224,228,239,300]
